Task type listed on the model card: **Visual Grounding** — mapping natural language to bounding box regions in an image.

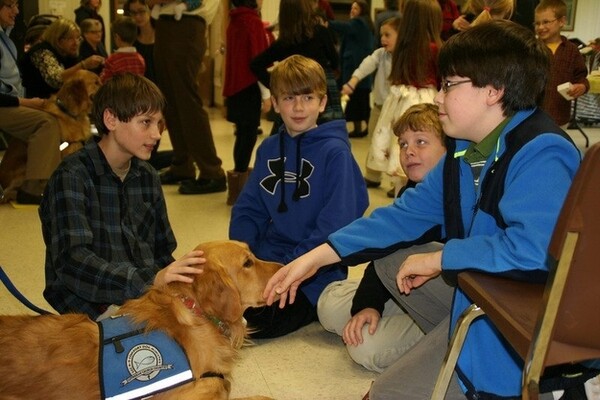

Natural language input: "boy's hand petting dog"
[153,249,205,287]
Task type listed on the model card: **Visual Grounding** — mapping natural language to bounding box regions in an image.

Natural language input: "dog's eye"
[243,259,253,268]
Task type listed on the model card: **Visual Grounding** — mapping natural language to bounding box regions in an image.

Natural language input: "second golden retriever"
[0,240,279,400]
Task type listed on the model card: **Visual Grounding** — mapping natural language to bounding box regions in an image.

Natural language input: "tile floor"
[1,108,599,399]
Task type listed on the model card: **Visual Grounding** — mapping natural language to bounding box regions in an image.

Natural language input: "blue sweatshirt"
[230,119,369,305]
[327,109,581,396]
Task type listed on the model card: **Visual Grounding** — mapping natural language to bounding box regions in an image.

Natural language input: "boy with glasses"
[535,0,589,126]
[264,20,581,399]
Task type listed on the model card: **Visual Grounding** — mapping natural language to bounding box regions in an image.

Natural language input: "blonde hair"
[393,103,445,143]
[270,55,327,99]
[41,18,81,51]
[535,0,567,19]
[466,0,514,26]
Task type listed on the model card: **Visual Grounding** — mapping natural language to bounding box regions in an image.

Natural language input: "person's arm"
[250,42,283,88]
[328,19,353,35]
[342,48,384,95]
[264,243,341,307]
[99,56,113,83]
[567,45,590,99]
[350,262,391,317]
[0,92,19,107]
[0,91,48,109]
[229,148,271,251]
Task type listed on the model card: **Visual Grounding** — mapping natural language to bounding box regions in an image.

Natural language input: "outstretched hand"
[154,250,205,287]
[396,250,442,295]
[263,243,341,308]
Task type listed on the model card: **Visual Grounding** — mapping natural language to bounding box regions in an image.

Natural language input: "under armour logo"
[261,157,314,198]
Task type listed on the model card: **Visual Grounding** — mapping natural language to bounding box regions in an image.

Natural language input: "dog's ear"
[59,78,89,112]
[193,263,243,324]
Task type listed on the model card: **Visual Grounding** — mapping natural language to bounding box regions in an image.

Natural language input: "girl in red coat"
[223,0,271,205]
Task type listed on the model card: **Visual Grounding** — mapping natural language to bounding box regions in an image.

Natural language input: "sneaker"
[16,189,43,205]
[178,177,227,195]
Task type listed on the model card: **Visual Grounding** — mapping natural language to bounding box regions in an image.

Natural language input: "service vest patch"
[98,315,193,400]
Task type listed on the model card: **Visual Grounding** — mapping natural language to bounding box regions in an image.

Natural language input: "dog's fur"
[0,70,101,202]
[0,240,279,400]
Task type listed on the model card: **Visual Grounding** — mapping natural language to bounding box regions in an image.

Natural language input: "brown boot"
[226,170,250,205]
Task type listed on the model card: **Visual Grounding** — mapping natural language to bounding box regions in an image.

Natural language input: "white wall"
[38,0,111,50]
[565,0,600,43]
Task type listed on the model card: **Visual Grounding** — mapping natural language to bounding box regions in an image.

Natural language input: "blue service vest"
[98,315,193,400]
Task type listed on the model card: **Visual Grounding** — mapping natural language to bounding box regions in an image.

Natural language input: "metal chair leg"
[431,304,485,400]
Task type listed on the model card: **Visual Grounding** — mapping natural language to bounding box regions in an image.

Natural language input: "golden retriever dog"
[0,69,101,202]
[0,240,279,400]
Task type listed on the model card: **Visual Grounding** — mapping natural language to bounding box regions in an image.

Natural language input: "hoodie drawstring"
[277,131,305,212]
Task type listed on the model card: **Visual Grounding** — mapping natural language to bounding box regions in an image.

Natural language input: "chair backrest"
[535,142,600,368]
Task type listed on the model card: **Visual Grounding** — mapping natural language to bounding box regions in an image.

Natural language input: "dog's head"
[189,241,282,316]
[56,70,101,117]
[169,241,281,346]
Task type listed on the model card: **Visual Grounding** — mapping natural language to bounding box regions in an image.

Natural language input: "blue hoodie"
[230,119,369,304]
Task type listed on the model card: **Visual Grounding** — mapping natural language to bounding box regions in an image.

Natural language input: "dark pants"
[244,290,318,338]
[154,16,224,180]
[226,84,261,172]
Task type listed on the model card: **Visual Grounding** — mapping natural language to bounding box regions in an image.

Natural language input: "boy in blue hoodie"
[230,55,368,338]
[264,21,581,398]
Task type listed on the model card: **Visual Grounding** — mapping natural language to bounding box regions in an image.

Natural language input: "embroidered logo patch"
[122,343,173,386]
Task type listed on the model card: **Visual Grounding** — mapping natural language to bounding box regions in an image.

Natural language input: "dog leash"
[0,266,54,315]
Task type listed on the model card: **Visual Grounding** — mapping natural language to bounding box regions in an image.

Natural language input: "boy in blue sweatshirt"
[230,55,368,338]
[264,20,581,399]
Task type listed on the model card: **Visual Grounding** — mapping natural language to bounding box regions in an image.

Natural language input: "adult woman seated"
[74,0,105,43]
[19,18,104,99]
[78,18,107,75]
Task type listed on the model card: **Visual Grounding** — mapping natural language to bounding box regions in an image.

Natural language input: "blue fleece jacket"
[327,108,581,396]
[230,119,369,305]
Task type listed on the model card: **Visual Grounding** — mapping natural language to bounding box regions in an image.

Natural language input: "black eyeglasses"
[440,79,472,93]
[533,18,557,28]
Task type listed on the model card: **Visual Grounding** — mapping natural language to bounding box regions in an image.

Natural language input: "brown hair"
[270,55,327,99]
[111,16,138,45]
[278,0,316,45]
[389,0,442,86]
[393,103,445,143]
[92,73,165,135]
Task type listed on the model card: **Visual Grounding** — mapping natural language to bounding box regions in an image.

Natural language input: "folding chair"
[432,142,600,400]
